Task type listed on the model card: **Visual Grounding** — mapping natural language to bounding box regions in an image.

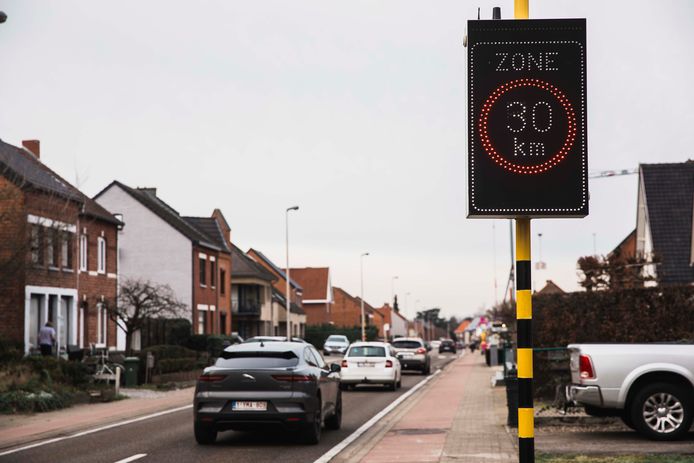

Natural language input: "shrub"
[185,335,208,352]
[528,285,694,399]
[0,338,24,364]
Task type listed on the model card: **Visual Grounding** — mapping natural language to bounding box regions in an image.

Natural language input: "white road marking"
[115,454,147,463]
[0,405,192,457]
[313,369,443,463]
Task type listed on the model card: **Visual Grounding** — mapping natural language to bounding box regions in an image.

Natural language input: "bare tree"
[109,278,186,353]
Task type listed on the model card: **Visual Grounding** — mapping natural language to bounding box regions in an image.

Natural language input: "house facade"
[0,139,121,354]
[229,244,276,338]
[633,162,694,285]
[94,181,232,347]
[247,248,306,337]
[288,267,333,325]
[332,286,384,336]
[376,303,409,339]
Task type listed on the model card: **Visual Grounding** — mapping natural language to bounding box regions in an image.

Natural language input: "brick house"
[0,139,121,354]
[229,244,276,338]
[332,286,384,336]
[246,248,307,337]
[94,181,232,346]
[287,267,333,325]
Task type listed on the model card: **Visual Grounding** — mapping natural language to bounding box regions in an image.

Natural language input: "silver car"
[323,335,350,356]
[391,337,431,375]
[194,341,342,445]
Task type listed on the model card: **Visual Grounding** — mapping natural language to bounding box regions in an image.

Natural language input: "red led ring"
[478,78,577,175]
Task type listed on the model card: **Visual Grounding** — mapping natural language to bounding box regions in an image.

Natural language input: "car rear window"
[215,351,299,368]
[391,340,422,349]
[327,336,347,342]
[348,346,386,357]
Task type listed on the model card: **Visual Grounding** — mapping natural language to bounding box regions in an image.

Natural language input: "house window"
[220,269,226,295]
[97,237,106,273]
[61,232,74,270]
[210,260,216,287]
[31,225,44,265]
[96,302,108,346]
[79,235,88,271]
[47,229,60,268]
[198,311,207,334]
[199,257,206,286]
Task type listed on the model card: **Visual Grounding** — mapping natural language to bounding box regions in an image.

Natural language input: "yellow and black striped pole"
[514,2,533,461]
[516,218,533,462]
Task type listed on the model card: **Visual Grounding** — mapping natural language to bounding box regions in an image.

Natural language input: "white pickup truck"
[567,343,694,440]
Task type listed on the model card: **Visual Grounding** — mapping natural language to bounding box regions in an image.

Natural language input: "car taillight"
[272,374,315,382]
[385,360,393,368]
[341,360,348,368]
[415,347,426,355]
[579,354,595,380]
[198,374,225,382]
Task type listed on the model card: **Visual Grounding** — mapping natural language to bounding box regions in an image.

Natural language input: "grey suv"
[194,341,342,445]
[391,337,431,375]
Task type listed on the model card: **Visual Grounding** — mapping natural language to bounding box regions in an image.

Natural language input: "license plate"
[357,362,375,367]
[400,352,413,357]
[232,401,267,411]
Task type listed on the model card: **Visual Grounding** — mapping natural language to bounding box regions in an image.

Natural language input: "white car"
[339,342,401,391]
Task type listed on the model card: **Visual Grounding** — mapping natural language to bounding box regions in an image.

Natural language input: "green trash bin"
[124,357,140,387]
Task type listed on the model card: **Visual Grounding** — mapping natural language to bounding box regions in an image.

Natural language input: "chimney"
[22,140,40,159]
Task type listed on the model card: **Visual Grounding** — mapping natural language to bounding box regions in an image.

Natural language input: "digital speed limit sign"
[467,19,587,218]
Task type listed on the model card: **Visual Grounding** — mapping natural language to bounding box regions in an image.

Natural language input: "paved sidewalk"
[0,387,194,450]
[346,352,516,463]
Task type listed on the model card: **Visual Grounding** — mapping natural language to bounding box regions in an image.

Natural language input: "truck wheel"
[621,411,636,430]
[630,382,693,441]
[194,422,217,445]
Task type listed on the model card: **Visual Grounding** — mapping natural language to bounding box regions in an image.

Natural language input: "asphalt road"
[1,353,458,463]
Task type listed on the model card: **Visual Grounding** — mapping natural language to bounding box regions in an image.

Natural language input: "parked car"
[439,339,457,354]
[194,341,342,445]
[568,343,694,441]
[323,335,350,356]
[339,342,401,391]
[391,337,431,375]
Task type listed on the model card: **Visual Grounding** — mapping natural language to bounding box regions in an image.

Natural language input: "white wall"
[391,312,408,337]
[96,185,193,319]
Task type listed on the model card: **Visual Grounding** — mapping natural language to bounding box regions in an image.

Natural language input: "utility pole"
[285,206,299,339]
[360,252,369,341]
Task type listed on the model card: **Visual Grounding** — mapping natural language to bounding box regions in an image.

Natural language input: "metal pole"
[360,252,369,341]
[285,206,299,339]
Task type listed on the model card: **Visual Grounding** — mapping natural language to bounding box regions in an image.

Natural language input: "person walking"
[38,321,56,356]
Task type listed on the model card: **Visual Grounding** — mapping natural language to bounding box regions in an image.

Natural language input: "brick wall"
[0,178,26,342]
[217,253,232,334]
[192,245,224,334]
[77,215,119,348]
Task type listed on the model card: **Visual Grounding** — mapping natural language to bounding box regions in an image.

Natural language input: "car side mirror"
[426,345,432,352]
[330,363,341,373]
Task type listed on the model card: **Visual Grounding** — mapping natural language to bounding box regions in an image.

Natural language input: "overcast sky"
[2,1,693,320]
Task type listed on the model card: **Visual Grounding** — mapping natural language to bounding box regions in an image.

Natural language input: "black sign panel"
[467,19,588,218]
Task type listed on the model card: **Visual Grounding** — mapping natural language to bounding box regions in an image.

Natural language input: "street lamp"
[391,276,399,306]
[285,206,299,339]
[360,252,369,341]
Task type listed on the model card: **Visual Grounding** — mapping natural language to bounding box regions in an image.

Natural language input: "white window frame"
[97,237,106,274]
[96,302,107,347]
[79,234,88,271]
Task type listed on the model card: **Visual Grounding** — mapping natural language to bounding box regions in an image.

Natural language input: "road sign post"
[466,3,587,462]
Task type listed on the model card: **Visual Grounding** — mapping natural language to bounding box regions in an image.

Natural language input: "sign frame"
[467,19,588,219]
